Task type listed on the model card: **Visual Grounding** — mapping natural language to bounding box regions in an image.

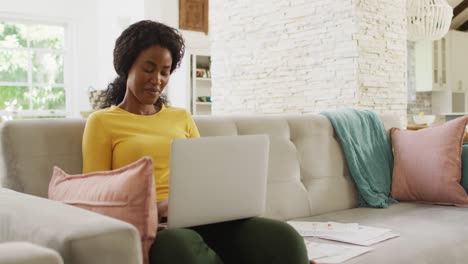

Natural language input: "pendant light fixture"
[407,0,453,41]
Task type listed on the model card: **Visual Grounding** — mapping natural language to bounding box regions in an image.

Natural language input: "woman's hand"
[157,200,168,218]
[156,200,169,232]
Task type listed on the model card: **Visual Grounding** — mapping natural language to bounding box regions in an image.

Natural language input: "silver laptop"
[167,135,269,229]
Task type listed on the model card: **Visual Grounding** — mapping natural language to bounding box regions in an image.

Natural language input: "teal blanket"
[461,145,468,193]
[321,109,397,208]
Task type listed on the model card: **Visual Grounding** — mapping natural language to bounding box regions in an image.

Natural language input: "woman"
[82,20,313,264]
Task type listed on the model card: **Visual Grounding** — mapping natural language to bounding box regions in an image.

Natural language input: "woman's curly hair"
[100,20,185,109]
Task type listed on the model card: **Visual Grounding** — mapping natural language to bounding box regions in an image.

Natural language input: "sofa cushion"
[48,157,156,264]
[390,116,468,206]
[0,188,142,264]
[297,202,468,264]
[0,114,400,222]
[0,242,63,264]
[0,118,86,198]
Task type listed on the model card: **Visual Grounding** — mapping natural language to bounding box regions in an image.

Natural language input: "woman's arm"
[82,113,113,173]
[185,111,200,138]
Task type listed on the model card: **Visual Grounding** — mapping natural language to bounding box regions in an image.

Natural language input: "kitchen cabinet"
[415,30,468,114]
[415,30,468,92]
[450,30,468,93]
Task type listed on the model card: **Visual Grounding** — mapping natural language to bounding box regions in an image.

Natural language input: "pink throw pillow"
[391,116,468,206]
[48,157,157,264]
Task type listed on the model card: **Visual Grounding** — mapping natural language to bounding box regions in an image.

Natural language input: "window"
[0,19,67,120]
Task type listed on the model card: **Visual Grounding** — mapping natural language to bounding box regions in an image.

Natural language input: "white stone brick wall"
[210,0,407,115]
[407,41,416,104]
[354,0,407,117]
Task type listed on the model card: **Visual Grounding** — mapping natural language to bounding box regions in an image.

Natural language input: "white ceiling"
[447,0,463,7]
[445,0,468,30]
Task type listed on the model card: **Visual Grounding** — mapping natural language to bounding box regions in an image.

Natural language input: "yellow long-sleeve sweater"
[82,105,200,202]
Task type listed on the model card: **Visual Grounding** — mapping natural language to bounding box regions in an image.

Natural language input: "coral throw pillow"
[391,116,468,207]
[48,157,157,264]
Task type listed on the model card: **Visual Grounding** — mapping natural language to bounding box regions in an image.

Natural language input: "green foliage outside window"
[0,21,66,119]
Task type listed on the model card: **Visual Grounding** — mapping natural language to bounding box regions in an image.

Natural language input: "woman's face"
[126,45,173,106]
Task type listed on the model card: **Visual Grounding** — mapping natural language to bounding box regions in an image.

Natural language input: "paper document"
[288,221,399,246]
[287,221,359,236]
[316,225,399,246]
[305,240,372,264]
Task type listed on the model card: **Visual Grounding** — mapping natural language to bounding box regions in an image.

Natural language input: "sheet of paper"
[288,221,400,246]
[349,231,400,246]
[305,240,373,264]
[315,226,400,246]
[287,221,360,236]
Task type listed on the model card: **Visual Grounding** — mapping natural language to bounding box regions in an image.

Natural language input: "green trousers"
[149,217,309,264]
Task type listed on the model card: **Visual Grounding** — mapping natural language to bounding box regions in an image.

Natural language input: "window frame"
[0,14,72,118]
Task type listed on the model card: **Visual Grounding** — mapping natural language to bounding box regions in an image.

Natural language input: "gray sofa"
[0,242,63,264]
[1,113,468,263]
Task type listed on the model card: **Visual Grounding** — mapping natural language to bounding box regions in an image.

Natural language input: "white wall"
[96,0,145,91]
[144,0,211,110]
[144,0,210,53]
[93,0,210,111]
[209,0,359,114]
[166,52,190,109]
[210,0,407,116]
[144,0,163,23]
[0,0,173,115]
[355,0,407,115]
[0,0,211,114]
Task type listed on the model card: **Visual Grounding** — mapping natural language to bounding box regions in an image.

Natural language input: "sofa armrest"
[0,242,63,264]
[0,188,143,264]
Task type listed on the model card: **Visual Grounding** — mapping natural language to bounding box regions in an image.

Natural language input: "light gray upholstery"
[1,112,467,263]
[0,188,142,264]
[300,203,468,264]
[0,119,86,198]
[194,113,402,220]
[0,242,63,264]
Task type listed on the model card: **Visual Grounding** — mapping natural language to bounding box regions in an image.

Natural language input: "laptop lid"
[167,135,269,229]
